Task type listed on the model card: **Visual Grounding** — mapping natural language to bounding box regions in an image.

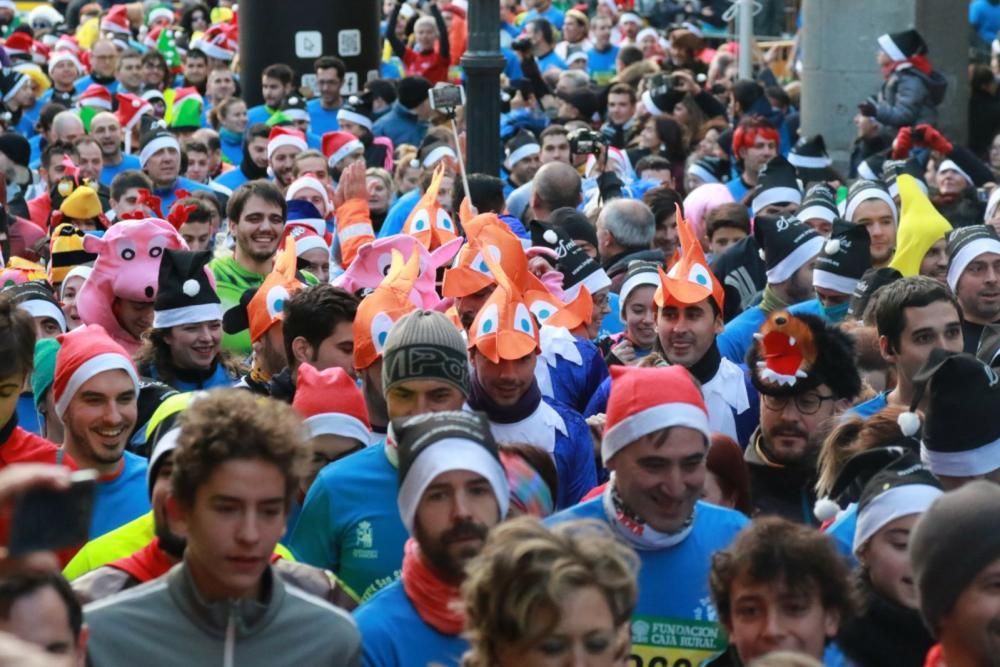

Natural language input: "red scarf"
[109,538,176,582]
[923,644,944,667]
[400,538,465,635]
[882,54,933,78]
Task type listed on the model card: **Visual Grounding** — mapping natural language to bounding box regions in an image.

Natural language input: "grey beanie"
[381,310,469,396]
[909,480,1000,635]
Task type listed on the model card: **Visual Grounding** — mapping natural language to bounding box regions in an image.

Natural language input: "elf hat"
[337,94,374,131]
[279,94,309,123]
[292,363,370,444]
[353,249,421,370]
[286,174,331,215]
[139,129,180,168]
[529,220,611,300]
[267,126,307,160]
[442,213,526,298]
[748,310,861,400]
[9,281,66,333]
[753,215,824,285]
[53,323,140,416]
[797,183,839,226]
[395,410,507,532]
[602,365,710,464]
[100,5,132,35]
[169,87,203,130]
[889,175,953,277]
[59,185,102,220]
[788,134,838,185]
[813,219,871,296]
[285,199,327,238]
[877,29,927,62]
[504,129,540,171]
[467,249,539,364]
[853,452,941,556]
[152,249,221,329]
[655,203,724,311]
[321,130,363,169]
[402,163,459,251]
[897,349,1000,478]
[844,179,898,224]
[751,156,802,215]
[247,239,303,343]
[281,224,329,258]
[946,224,1000,293]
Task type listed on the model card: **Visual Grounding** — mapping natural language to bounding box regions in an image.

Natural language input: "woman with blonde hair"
[462,517,638,667]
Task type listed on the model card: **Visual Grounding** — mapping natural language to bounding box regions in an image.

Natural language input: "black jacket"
[745,430,819,525]
[838,573,935,667]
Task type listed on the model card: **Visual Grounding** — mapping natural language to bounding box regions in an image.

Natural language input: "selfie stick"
[431,86,476,217]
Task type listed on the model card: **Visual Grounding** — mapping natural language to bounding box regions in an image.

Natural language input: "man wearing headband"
[945,225,1000,355]
[139,128,214,211]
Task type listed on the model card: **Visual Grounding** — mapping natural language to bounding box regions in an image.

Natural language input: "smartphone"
[8,469,97,557]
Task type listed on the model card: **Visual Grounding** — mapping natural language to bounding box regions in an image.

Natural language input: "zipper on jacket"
[224,602,236,667]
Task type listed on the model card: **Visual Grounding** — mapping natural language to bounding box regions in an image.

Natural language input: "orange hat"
[353,249,421,370]
[654,204,724,312]
[468,250,539,364]
[247,238,302,343]
[401,163,459,251]
[441,213,526,298]
[523,282,592,331]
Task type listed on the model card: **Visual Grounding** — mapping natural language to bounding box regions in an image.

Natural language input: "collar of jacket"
[393,102,419,119]
[167,561,283,638]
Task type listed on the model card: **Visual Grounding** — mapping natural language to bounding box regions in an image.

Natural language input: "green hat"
[31,338,61,410]
[157,26,182,72]
[169,87,203,130]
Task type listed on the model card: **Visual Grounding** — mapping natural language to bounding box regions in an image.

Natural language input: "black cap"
[397,76,432,110]
[847,266,902,320]
[751,155,802,215]
[813,219,872,295]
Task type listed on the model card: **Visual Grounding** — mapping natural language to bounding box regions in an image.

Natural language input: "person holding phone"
[603,261,659,366]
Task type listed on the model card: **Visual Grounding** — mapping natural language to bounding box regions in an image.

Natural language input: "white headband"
[421,145,456,168]
[140,135,181,167]
[336,108,373,131]
[845,187,898,223]
[853,483,942,555]
[17,300,67,333]
[505,142,540,169]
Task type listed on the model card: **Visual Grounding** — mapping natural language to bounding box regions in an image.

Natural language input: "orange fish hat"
[523,282,592,332]
[402,163,459,250]
[247,238,302,343]
[655,204,724,312]
[353,249,421,370]
[468,250,539,364]
[441,212,526,298]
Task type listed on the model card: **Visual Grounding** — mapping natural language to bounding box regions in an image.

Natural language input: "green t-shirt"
[209,255,266,358]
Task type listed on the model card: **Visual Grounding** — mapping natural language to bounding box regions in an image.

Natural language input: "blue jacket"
[213,167,250,193]
[143,360,238,392]
[545,336,609,414]
[91,451,151,539]
[718,305,767,365]
[372,102,429,150]
[377,188,421,238]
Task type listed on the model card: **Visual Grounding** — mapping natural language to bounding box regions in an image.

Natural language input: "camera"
[568,128,607,156]
[428,83,465,111]
[511,36,533,52]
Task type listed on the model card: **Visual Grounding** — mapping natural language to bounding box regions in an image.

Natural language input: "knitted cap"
[9,281,66,334]
[292,363,370,443]
[618,260,660,319]
[53,324,140,417]
[798,183,839,225]
[844,179,898,224]
[946,224,1000,294]
[853,453,941,555]
[382,309,469,396]
[910,480,1000,633]
[397,76,431,110]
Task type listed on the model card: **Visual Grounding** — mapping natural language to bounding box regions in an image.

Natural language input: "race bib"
[626,615,728,667]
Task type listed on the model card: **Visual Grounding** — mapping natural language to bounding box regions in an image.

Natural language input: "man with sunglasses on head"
[744,311,861,524]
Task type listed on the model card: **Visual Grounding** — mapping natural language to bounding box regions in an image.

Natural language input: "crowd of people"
[0,1,997,666]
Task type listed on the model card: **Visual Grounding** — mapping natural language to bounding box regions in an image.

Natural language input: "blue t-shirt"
[73,76,118,96]
[726,177,751,204]
[307,98,340,136]
[718,305,767,364]
[213,167,251,193]
[523,6,565,30]
[850,392,888,418]
[536,49,567,73]
[378,188,421,238]
[246,104,277,127]
[586,45,619,84]
[16,394,41,435]
[91,451,151,539]
[354,580,467,667]
[100,154,142,188]
[289,442,408,603]
[548,499,748,666]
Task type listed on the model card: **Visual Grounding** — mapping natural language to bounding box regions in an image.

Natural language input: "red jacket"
[403,47,450,84]
[27,192,51,230]
[0,424,73,468]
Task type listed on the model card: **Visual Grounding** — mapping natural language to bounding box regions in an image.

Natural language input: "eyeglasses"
[762,393,835,416]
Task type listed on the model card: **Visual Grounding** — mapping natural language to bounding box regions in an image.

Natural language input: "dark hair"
[634,154,672,175]
[0,293,35,378]
[227,179,286,224]
[135,328,246,390]
[141,49,170,83]
[247,122,272,142]
[764,84,790,109]
[649,117,687,162]
[705,202,751,240]
[176,196,215,224]
[455,173,505,215]
[710,517,857,627]
[706,434,752,515]
[732,79,764,113]
[972,64,995,92]
[187,189,224,219]
[110,169,153,200]
[262,63,295,86]
[365,79,397,105]
[643,186,684,227]
[36,102,68,133]
[528,18,555,45]
[0,573,82,641]
[184,48,208,65]
[314,55,346,79]
[118,48,142,66]
[607,82,637,103]
[875,276,962,353]
[42,141,75,171]
[180,3,210,35]
[282,284,359,371]
[617,45,643,68]
[172,389,310,507]
[182,139,210,156]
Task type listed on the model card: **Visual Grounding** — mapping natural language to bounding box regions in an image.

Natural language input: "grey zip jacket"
[84,562,362,667]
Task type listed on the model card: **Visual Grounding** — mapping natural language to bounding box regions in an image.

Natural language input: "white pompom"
[182,279,201,297]
[824,238,841,255]
[758,248,766,261]
[814,497,840,522]
[543,230,558,245]
[897,410,920,437]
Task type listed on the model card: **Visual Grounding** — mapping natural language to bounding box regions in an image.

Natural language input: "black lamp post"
[461,0,505,176]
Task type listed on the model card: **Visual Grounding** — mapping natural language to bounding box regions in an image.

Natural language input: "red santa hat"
[116,92,153,135]
[3,32,34,59]
[53,324,140,417]
[286,174,332,215]
[100,5,132,35]
[292,364,371,444]
[54,34,82,55]
[199,23,238,62]
[321,130,364,168]
[49,49,84,75]
[281,223,329,257]
[601,365,710,464]
[78,84,113,110]
[267,126,307,160]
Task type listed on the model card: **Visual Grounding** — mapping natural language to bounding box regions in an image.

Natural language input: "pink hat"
[602,365,710,464]
[321,131,364,168]
[53,324,140,417]
[267,126,307,160]
[682,183,735,241]
[292,364,371,443]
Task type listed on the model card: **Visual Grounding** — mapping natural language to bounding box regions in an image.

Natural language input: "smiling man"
[54,324,149,538]
[83,390,362,666]
[549,365,747,667]
[91,112,141,188]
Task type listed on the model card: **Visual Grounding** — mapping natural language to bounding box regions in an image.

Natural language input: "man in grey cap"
[910,481,1000,667]
[290,309,470,604]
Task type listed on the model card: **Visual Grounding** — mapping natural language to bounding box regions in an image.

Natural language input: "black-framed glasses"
[762,393,835,416]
